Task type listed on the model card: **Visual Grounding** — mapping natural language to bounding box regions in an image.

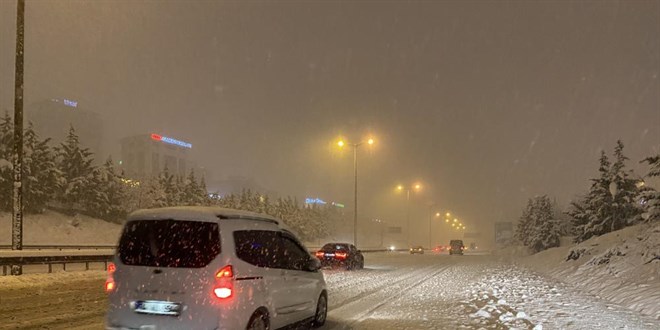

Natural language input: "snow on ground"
[2,252,659,329]
[0,211,121,246]
[519,223,660,320]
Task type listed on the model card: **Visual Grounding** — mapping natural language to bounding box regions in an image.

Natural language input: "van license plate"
[133,300,181,316]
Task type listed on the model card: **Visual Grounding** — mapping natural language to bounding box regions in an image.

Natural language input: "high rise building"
[27,98,104,159]
[119,133,205,179]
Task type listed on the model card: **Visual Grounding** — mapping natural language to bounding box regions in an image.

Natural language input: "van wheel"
[247,310,269,330]
[312,292,328,327]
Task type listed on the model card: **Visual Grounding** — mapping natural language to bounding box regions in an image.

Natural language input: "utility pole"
[11,0,25,276]
[353,145,358,248]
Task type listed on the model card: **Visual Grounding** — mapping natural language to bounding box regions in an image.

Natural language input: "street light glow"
[367,138,374,145]
[453,218,458,222]
[446,212,451,217]
[396,185,403,191]
[445,219,449,223]
[337,140,345,147]
[435,212,440,217]
[414,184,421,190]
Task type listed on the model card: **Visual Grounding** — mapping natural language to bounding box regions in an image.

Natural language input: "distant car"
[409,246,424,254]
[315,243,364,270]
[449,240,465,255]
[432,245,446,253]
[470,242,477,250]
[106,207,327,330]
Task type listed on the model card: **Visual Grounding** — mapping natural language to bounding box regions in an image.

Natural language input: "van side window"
[280,236,310,271]
[234,230,282,268]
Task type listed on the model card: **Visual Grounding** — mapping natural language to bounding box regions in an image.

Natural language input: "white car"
[105,206,328,330]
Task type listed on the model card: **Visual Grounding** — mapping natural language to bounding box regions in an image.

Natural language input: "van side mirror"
[306,258,322,272]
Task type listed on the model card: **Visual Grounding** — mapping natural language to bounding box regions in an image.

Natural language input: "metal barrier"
[0,253,114,276]
[0,244,116,251]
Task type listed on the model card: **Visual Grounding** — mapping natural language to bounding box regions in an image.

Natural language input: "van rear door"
[108,219,222,329]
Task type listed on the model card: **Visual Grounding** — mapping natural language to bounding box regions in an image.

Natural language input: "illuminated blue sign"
[63,99,78,107]
[305,198,327,205]
[151,133,192,149]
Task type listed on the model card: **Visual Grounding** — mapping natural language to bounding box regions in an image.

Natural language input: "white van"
[105,207,327,330]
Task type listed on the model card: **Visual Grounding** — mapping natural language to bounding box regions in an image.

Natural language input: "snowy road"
[1,252,658,329]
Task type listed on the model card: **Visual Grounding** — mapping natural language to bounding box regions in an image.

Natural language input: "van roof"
[128,206,280,224]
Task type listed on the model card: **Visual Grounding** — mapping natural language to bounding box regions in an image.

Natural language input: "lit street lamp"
[337,137,375,248]
[428,205,442,249]
[396,183,422,246]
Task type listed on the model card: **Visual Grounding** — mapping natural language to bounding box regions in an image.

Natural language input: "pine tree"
[515,199,534,246]
[55,126,95,213]
[569,150,614,242]
[640,155,659,223]
[174,175,186,206]
[142,177,168,209]
[198,176,210,206]
[517,196,560,252]
[0,112,14,211]
[88,157,127,221]
[609,140,642,228]
[568,142,644,242]
[217,192,236,209]
[182,170,206,206]
[159,167,178,206]
[23,122,59,213]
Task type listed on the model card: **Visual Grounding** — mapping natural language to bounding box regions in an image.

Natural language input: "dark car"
[315,243,364,270]
[409,246,424,254]
[449,240,465,255]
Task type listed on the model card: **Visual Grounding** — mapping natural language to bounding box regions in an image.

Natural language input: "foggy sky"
[1,0,658,244]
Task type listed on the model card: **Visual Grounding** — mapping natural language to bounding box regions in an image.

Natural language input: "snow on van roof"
[128,206,279,223]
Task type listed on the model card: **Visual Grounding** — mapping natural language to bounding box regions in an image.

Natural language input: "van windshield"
[118,219,220,268]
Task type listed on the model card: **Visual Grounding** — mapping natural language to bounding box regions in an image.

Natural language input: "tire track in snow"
[327,260,455,328]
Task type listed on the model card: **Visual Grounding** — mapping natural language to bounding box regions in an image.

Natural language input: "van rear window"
[118,220,220,268]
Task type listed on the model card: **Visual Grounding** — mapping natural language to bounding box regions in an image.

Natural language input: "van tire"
[311,292,328,328]
[247,309,269,330]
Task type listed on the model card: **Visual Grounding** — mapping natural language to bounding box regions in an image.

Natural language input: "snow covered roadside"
[0,211,121,246]
[519,223,660,320]
[460,265,658,329]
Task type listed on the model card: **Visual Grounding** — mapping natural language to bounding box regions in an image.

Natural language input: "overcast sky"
[1,0,658,244]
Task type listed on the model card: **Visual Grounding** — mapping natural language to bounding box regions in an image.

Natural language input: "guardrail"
[0,244,117,250]
[0,253,114,276]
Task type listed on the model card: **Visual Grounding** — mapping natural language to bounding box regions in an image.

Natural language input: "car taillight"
[335,252,347,260]
[105,262,116,293]
[315,251,324,258]
[105,279,115,292]
[213,265,234,299]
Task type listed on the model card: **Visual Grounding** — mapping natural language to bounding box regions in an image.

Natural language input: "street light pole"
[406,189,410,246]
[428,205,433,249]
[353,144,358,248]
[337,137,374,248]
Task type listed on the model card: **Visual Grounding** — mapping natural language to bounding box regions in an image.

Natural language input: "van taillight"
[315,251,324,258]
[105,279,115,292]
[335,252,348,260]
[105,262,116,293]
[215,265,233,278]
[213,265,234,299]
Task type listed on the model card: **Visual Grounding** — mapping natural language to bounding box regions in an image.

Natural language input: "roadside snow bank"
[0,211,121,245]
[520,223,660,319]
